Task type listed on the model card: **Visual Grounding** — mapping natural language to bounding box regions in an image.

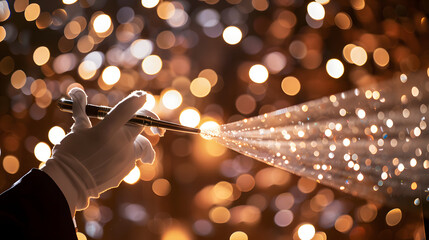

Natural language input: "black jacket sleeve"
[0,169,78,240]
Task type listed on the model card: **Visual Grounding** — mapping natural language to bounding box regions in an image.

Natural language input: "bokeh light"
[124,166,141,184]
[102,66,121,85]
[334,12,352,30]
[34,142,51,162]
[274,210,294,227]
[307,2,325,20]
[342,44,356,64]
[289,41,307,60]
[48,126,66,145]
[130,39,153,59]
[281,76,301,96]
[10,70,26,89]
[0,26,5,42]
[351,0,365,10]
[263,52,286,74]
[235,94,256,114]
[161,89,182,110]
[373,48,389,68]
[385,208,402,226]
[1,1,428,240]
[193,219,213,236]
[209,206,230,224]
[141,0,160,8]
[222,26,242,45]
[33,46,50,66]
[358,203,378,223]
[77,35,95,53]
[142,55,162,75]
[157,2,175,20]
[156,30,175,49]
[93,14,112,33]
[334,215,353,233]
[0,1,10,21]
[229,231,248,240]
[24,3,40,21]
[213,181,233,200]
[179,108,201,128]
[350,46,367,66]
[2,155,19,174]
[297,177,317,194]
[140,164,157,182]
[190,77,211,98]
[249,64,269,83]
[161,226,191,240]
[63,0,78,5]
[76,232,87,240]
[275,193,294,210]
[196,9,219,28]
[326,59,344,79]
[236,174,255,192]
[152,178,171,196]
[199,69,218,86]
[142,93,156,111]
[78,61,97,80]
[298,224,316,240]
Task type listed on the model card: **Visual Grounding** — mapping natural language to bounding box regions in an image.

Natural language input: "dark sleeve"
[0,169,78,240]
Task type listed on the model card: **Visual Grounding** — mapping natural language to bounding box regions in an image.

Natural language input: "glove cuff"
[42,152,99,214]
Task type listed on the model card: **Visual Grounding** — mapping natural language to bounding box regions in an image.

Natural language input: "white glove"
[42,88,164,215]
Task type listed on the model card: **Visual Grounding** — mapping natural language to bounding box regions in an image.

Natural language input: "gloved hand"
[42,88,164,216]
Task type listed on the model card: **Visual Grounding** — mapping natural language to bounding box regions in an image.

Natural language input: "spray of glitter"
[201,72,429,210]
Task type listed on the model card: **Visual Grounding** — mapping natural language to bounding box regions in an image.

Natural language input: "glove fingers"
[134,135,155,164]
[123,123,144,140]
[69,87,92,131]
[97,91,146,135]
[136,108,166,137]
[118,108,164,141]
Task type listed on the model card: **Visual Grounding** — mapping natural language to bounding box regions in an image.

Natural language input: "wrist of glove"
[42,152,98,212]
[42,88,164,214]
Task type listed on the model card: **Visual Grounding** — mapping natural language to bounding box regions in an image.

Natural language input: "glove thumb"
[69,88,92,132]
[134,135,155,164]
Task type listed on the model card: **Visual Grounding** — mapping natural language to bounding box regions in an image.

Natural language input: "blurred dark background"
[0,0,429,239]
